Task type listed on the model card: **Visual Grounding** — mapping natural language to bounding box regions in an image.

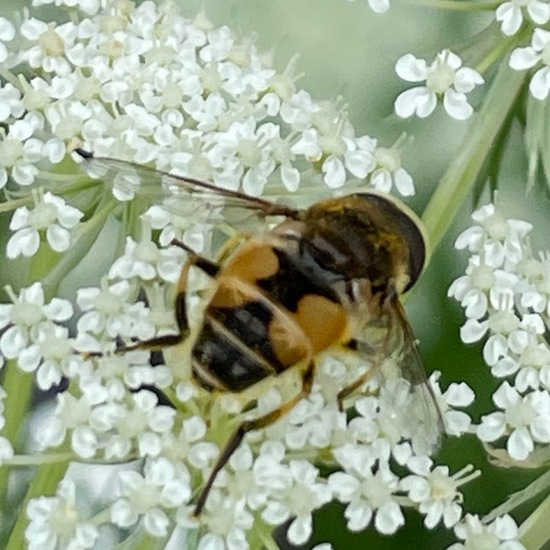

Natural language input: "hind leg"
[193,361,315,516]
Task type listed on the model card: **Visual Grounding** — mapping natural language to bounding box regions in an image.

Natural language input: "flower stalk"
[422,62,525,252]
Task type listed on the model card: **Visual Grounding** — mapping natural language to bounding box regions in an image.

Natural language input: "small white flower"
[282,393,346,450]
[395,50,484,120]
[7,190,82,258]
[370,145,415,196]
[160,415,218,470]
[106,390,176,459]
[509,28,550,100]
[179,491,253,550]
[108,228,185,284]
[111,457,192,537]
[477,383,550,460]
[454,203,532,269]
[17,323,74,390]
[0,113,45,187]
[261,460,332,545]
[447,514,526,550]
[20,18,74,74]
[44,387,108,457]
[0,83,24,122]
[401,457,477,529]
[26,480,99,550]
[343,135,376,180]
[76,279,155,340]
[448,256,494,320]
[0,283,73,360]
[496,0,550,36]
[0,17,15,64]
[429,372,475,437]
[329,462,405,535]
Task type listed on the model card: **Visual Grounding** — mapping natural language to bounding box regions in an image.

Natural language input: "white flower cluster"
[449,203,550,463]
[0,0,418,263]
[0,0,485,548]
[447,514,526,550]
[8,275,477,548]
[498,0,550,100]
[0,282,75,391]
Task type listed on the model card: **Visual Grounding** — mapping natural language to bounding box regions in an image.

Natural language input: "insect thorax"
[298,193,423,297]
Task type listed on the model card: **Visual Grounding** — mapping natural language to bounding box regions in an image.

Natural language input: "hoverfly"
[75,148,444,516]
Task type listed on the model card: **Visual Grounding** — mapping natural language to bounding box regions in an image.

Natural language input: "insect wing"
[75,149,299,227]
[386,299,444,454]
[356,298,444,455]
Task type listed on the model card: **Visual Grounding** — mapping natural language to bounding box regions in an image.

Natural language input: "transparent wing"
[354,298,444,455]
[386,299,444,454]
[75,149,300,226]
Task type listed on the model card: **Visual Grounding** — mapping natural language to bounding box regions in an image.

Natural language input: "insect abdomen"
[192,282,312,391]
[190,239,348,393]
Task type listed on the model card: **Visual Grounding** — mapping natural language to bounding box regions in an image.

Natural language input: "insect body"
[76,149,443,516]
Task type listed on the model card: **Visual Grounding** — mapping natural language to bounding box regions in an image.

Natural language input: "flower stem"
[41,195,118,297]
[113,526,170,549]
[407,0,501,10]
[5,452,75,466]
[421,62,526,253]
[0,363,34,521]
[519,491,550,550]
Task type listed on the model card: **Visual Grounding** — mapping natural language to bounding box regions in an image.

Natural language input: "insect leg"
[193,361,315,516]
[336,335,388,411]
[170,238,219,278]
[116,245,220,354]
[336,370,375,412]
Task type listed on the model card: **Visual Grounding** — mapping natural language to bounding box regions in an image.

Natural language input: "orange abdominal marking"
[294,294,348,353]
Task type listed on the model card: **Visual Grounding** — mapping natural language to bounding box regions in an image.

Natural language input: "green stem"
[0,196,34,214]
[0,364,34,519]
[113,526,171,549]
[0,66,19,88]
[0,177,101,214]
[408,0,501,10]
[40,196,118,298]
[257,527,280,550]
[5,453,75,466]
[519,492,550,550]
[421,62,526,253]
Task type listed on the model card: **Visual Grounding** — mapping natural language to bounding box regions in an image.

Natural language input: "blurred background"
[2,0,550,548]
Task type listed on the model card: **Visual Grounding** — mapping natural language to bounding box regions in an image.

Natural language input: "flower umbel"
[0,0,494,549]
